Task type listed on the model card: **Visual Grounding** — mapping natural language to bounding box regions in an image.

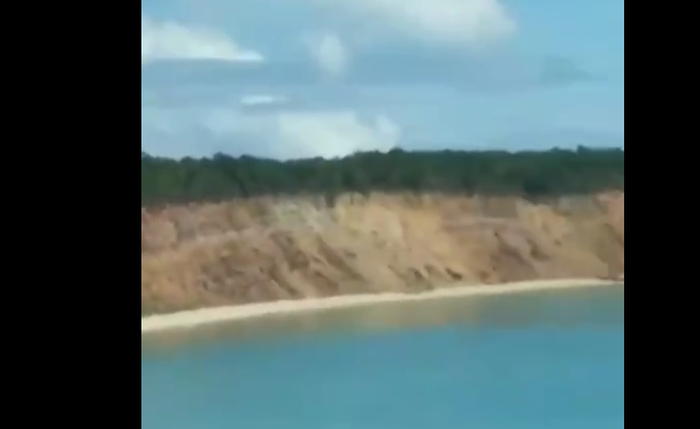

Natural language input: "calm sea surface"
[142,285,624,429]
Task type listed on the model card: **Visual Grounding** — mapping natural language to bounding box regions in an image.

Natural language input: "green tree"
[141,147,624,206]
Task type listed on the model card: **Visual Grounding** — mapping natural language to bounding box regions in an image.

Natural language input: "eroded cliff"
[141,192,624,315]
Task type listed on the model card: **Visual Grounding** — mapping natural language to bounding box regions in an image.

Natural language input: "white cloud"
[141,16,264,63]
[274,111,399,158]
[142,104,400,159]
[239,95,289,106]
[310,0,516,47]
[305,33,350,78]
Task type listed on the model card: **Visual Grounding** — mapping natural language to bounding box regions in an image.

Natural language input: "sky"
[142,0,624,160]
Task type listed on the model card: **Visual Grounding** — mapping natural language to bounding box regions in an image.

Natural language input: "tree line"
[141,147,624,206]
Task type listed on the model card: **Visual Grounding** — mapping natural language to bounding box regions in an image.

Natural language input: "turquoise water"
[142,285,624,429]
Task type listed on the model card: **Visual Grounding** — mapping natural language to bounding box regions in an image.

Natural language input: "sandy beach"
[142,278,622,334]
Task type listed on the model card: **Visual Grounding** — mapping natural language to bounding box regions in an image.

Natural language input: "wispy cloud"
[309,0,516,48]
[141,15,264,63]
[239,95,290,107]
[305,33,350,79]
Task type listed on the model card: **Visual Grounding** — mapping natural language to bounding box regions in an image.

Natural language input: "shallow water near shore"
[142,284,624,429]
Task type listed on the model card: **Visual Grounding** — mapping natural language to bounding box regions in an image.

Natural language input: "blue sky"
[142,0,624,159]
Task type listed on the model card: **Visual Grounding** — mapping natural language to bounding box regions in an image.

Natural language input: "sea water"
[142,285,624,429]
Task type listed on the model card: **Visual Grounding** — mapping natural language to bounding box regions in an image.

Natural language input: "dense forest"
[141,147,624,206]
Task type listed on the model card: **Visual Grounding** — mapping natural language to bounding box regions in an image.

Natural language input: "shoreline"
[142,278,622,334]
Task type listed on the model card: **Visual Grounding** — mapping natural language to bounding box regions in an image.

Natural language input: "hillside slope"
[142,191,624,315]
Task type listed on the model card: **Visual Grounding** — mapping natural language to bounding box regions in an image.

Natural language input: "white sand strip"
[142,278,622,334]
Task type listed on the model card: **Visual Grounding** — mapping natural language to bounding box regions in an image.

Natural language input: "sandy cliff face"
[142,192,624,314]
